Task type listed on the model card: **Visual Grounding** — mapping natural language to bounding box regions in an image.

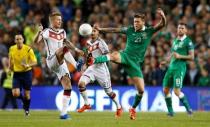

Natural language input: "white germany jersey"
[41,28,66,57]
[87,37,109,58]
[80,37,111,88]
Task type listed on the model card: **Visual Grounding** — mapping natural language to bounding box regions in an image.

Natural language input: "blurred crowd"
[0,0,210,86]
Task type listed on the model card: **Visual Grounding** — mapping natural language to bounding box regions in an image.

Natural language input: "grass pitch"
[0,110,209,127]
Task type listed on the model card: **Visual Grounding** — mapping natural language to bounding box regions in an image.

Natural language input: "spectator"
[0,57,17,109]
[197,67,210,86]
[185,61,200,86]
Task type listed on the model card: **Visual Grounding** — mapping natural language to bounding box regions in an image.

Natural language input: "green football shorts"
[163,68,186,88]
[120,51,143,78]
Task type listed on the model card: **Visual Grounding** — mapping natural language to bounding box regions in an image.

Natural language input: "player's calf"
[78,85,92,113]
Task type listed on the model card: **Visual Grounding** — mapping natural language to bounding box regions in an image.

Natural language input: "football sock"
[112,96,121,109]
[179,93,191,111]
[64,52,77,68]
[61,90,71,116]
[79,86,89,105]
[80,90,90,105]
[24,98,31,111]
[165,94,174,114]
[108,92,121,109]
[132,93,143,108]
[94,55,110,64]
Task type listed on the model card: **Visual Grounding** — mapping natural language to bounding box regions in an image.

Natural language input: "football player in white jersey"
[33,12,84,119]
[77,28,123,118]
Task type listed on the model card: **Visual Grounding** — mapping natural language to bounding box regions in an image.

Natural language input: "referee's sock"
[23,98,31,111]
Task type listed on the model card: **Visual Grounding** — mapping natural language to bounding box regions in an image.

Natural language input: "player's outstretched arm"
[154,8,167,31]
[94,24,121,33]
[63,39,84,56]
[33,24,44,44]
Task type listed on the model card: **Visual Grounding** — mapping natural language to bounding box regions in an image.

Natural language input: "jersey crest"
[87,42,99,53]
[49,31,64,41]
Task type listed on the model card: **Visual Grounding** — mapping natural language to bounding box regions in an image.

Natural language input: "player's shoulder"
[9,45,16,51]
[97,37,105,43]
[23,45,33,52]
[98,37,108,45]
[42,28,50,33]
[185,36,193,42]
[145,25,154,31]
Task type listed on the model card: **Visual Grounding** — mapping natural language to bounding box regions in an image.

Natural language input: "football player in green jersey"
[93,8,166,120]
[160,23,194,116]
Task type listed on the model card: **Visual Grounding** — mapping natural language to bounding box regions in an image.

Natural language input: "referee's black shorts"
[13,70,32,90]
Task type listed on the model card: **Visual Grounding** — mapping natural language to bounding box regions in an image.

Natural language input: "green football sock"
[165,97,174,114]
[94,55,109,64]
[179,96,191,111]
[132,94,143,108]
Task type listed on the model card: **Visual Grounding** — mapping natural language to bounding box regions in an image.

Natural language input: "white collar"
[135,25,146,32]
[179,35,187,41]
[141,25,146,31]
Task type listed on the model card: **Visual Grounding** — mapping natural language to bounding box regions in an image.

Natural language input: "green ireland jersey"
[120,26,157,63]
[169,35,194,70]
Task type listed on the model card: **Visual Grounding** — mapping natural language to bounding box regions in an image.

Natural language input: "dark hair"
[134,13,146,20]
[178,22,188,28]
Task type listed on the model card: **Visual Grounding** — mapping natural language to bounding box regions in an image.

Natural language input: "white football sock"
[80,91,89,105]
[64,52,77,68]
[61,95,70,116]
[112,96,121,109]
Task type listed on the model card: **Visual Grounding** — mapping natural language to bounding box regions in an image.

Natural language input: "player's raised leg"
[57,45,84,72]
[63,47,84,71]
[94,51,121,64]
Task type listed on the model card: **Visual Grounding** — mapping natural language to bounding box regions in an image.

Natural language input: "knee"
[78,81,85,87]
[110,52,118,61]
[173,89,180,96]
[62,75,71,84]
[78,82,86,92]
[24,93,30,99]
[163,88,170,95]
[12,91,20,97]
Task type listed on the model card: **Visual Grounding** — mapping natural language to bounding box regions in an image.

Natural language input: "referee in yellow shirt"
[9,34,37,116]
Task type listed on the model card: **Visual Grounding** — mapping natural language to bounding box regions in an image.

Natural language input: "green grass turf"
[0,110,209,127]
